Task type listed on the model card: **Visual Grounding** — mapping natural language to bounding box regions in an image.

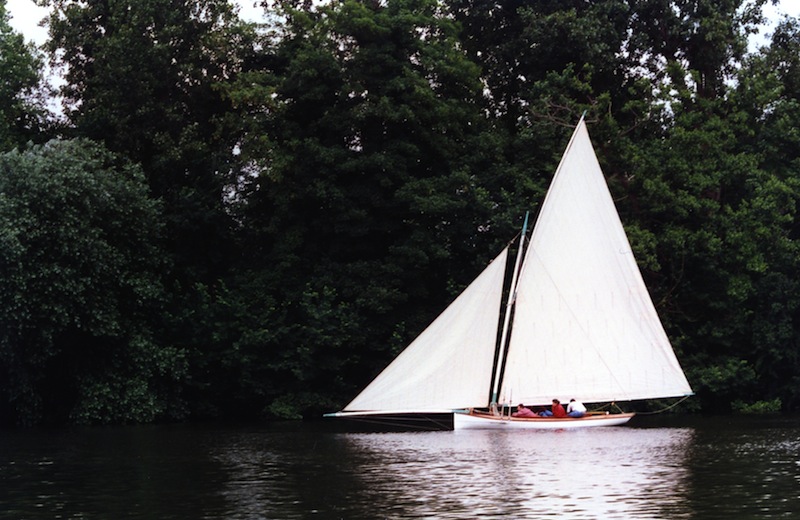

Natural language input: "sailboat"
[327,117,693,430]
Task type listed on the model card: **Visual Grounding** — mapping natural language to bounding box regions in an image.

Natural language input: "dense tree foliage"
[233,0,509,418]
[0,0,49,151]
[41,0,252,276]
[0,140,184,425]
[39,0,259,419]
[1,0,799,424]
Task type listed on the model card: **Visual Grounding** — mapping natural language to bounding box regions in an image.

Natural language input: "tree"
[727,15,800,410]
[225,0,503,417]
[628,0,766,100]
[0,0,49,151]
[41,0,254,282]
[0,139,184,425]
[39,0,266,419]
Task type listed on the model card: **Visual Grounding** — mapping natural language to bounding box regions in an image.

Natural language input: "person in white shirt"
[567,398,587,418]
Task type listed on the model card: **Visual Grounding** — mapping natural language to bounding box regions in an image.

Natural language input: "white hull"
[453,411,635,430]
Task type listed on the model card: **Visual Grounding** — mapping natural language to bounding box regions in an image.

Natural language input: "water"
[2,415,799,519]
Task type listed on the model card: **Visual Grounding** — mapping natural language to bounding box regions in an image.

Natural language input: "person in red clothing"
[512,404,538,418]
[539,399,567,417]
[551,399,567,417]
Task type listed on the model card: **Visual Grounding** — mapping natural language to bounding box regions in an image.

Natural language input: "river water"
[2,415,799,519]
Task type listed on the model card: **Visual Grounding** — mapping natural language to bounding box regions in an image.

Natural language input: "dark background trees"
[0,1,49,151]
[0,139,183,425]
[40,0,258,419]
[228,0,506,417]
[1,0,799,425]
[42,0,251,283]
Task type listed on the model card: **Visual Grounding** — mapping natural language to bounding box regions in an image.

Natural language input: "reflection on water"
[2,416,800,519]
[215,427,695,519]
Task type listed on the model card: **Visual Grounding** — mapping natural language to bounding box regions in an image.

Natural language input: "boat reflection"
[334,426,695,519]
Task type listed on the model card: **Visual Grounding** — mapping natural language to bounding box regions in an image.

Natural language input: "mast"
[490,212,529,406]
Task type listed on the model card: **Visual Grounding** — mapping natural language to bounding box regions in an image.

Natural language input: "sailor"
[567,398,587,418]
[511,404,537,418]
[539,399,567,417]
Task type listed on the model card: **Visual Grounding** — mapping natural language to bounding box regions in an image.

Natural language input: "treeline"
[1,0,799,426]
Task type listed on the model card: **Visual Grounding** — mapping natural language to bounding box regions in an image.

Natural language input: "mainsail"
[343,248,509,412]
[500,119,692,404]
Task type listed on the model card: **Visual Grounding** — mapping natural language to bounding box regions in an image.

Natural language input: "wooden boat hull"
[453,410,635,430]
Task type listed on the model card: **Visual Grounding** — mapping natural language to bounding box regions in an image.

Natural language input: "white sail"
[343,247,509,412]
[500,119,692,405]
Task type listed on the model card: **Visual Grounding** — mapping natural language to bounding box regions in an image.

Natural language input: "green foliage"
[229,0,502,413]
[0,139,184,425]
[732,397,782,414]
[691,358,757,403]
[629,0,762,100]
[38,0,258,420]
[4,0,800,424]
[42,0,249,282]
[266,391,340,420]
[0,2,49,150]
[70,341,189,424]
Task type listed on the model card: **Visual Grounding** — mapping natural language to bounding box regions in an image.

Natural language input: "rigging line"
[633,395,693,415]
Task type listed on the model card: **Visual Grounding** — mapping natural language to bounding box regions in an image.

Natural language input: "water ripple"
[3,416,800,519]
